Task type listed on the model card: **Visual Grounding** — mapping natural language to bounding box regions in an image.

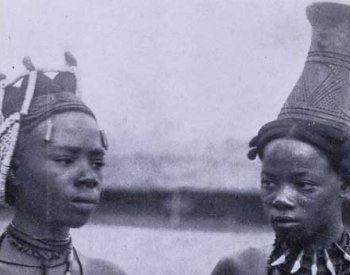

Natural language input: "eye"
[295,181,315,191]
[55,157,75,166]
[261,179,276,189]
[91,158,105,169]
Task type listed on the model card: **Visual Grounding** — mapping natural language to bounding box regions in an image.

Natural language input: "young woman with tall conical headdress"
[212,2,350,275]
[0,53,126,274]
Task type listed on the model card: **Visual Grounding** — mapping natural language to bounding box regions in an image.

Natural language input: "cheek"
[298,190,340,217]
[43,162,80,183]
[260,187,279,203]
[260,192,275,213]
[30,167,76,201]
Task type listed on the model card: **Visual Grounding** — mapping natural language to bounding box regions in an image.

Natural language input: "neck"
[12,212,70,241]
[0,223,73,268]
[309,223,345,249]
[278,219,345,250]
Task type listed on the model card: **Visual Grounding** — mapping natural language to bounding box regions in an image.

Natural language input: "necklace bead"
[0,223,83,275]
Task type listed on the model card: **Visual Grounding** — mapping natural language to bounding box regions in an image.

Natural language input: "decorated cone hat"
[278,2,350,129]
[248,2,350,160]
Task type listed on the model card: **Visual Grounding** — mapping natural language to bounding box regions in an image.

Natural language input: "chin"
[69,219,90,228]
[71,215,92,228]
[273,224,308,245]
[57,213,92,228]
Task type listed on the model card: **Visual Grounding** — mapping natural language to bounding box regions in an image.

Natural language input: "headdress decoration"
[0,52,108,206]
[249,2,350,160]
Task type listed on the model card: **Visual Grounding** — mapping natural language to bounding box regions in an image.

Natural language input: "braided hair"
[248,118,350,185]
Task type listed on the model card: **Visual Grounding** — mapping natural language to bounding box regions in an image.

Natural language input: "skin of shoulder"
[211,247,269,275]
[78,253,127,275]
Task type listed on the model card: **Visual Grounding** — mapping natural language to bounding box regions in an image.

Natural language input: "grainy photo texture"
[1,1,350,274]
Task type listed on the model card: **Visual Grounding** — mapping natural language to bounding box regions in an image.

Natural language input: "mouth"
[272,216,300,228]
[72,197,98,204]
[70,197,98,212]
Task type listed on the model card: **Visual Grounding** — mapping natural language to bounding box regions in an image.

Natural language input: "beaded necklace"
[267,231,350,275]
[0,223,83,275]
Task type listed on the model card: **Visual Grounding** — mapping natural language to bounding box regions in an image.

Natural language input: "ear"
[339,181,350,200]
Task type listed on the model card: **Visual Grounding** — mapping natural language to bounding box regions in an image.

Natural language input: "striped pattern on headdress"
[249,2,350,160]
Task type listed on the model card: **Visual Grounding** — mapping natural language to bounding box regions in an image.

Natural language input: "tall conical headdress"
[248,2,350,160]
[278,2,350,131]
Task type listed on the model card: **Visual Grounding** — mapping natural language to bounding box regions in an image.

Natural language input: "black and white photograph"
[1,0,350,274]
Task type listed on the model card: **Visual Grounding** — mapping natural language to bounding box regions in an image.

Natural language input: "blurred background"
[1,0,349,274]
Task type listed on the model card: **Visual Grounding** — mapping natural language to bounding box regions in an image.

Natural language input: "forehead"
[26,112,103,150]
[262,138,330,171]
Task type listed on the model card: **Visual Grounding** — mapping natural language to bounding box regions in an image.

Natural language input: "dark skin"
[0,112,126,275]
[211,138,350,275]
[261,138,348,248]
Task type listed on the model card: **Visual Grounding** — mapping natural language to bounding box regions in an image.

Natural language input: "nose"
[75,160,100,189]
[271,184,296,211]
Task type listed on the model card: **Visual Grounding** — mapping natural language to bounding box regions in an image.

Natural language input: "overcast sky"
[1,0,348,154]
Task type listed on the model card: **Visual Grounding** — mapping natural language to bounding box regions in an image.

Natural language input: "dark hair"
[248,119,350,185]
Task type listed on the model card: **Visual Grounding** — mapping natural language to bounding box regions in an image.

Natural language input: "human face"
[261,138,345,244]
[14,112,105,229]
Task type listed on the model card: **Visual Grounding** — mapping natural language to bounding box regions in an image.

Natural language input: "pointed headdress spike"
[290,250,304,273]
[64,51,77,67]
[64,51,82,98]
[22,56,35,71]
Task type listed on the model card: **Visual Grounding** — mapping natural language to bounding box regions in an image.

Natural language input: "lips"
[273,216,297,223]
[272,216,300,228]
[71,196,98,204]
[70,196,99,212]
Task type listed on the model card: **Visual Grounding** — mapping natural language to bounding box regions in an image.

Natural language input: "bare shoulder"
[77,253,127,275]
[211,247,270,275]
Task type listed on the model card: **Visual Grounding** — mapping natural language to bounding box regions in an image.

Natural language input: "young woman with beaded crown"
[0,53,126,274]
[212,2,350,275]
